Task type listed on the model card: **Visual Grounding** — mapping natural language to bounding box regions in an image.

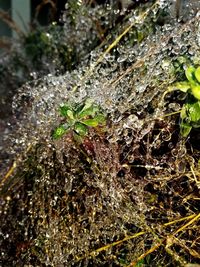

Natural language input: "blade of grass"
[0,10,24,37]
[76,231,146,262]
[71,0,161,93]
[76,212,199,263]
[163,214,196,227]
[127,213,200,267]
[0,161,17,189]
[0,144,32,193]
[190,165,200,188]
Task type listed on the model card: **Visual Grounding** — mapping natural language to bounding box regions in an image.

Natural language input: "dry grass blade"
[127,213,200,267]
[0,145,32,192]
[173,213,200,236]
[75,213,199,264]
[0,162,17,189]
[71,0,161,93]
[0,10,24,37]
[190,165,200,189]
[127,242,162,267]
[0,37,11,50]
[163,214,197,227]
[173,237,200,259]
[110,14,198,88]
[76,231,146,262]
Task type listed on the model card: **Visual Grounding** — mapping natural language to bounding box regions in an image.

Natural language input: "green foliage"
[180,100,200,137]
[24,24,76,72]
[53,99,106,141]
[171,66,200,137]
[135,259,145,267]
[173,66,200,99]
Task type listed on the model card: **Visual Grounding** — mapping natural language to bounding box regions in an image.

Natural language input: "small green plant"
[170,66,200,137]
[52,99,106,142]
[173,66,200,100]
[132,258,145,267]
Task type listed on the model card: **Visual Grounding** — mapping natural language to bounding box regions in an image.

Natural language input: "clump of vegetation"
[0,1,117,118]
[173,66,200,99]
[53,99,106,142]
[1,1,200,267]
[170,66,200,137]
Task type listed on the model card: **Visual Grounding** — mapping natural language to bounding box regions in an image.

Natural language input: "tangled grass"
[0,1,200,266]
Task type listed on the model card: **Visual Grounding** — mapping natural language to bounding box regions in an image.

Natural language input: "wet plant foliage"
[0,1,200,266]
[170,65,200,137]
[52,99,106,142]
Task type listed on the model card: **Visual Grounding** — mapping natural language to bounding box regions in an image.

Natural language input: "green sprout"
[52,99,106,142]
[172,66,200,100]
[169,66,200,137]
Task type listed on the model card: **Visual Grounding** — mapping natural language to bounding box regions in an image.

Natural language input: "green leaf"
[66,109,74,120]
[78,105,99,118]
[76,99,101,118]
[180,102,200,136]
[173,81,190,93]
[180,105,187,120]
[75,103,85,114]
[185,66,196,85]
[191,85,200,100]
[135,258,145,267]
[53,125,68,139]
[94,114,106,124]
[59,105,72,117]
[79,98,94,113]
[82,118,99,127]
[185,101,200,122]
[74,122,88,136]
[180,122,192,137]
[195,66,200,83]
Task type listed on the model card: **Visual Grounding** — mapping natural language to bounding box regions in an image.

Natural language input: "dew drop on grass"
[1,1,200,266]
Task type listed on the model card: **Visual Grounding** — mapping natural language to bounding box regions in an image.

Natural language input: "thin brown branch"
[0,10,24,37]
[0,37,12,50]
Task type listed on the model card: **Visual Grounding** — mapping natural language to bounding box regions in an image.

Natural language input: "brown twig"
[0,37,12,50]
[0,10,24,37]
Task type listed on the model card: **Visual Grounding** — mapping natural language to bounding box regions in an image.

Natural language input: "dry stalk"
[128,213,200,267]
[0,10,24,37]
